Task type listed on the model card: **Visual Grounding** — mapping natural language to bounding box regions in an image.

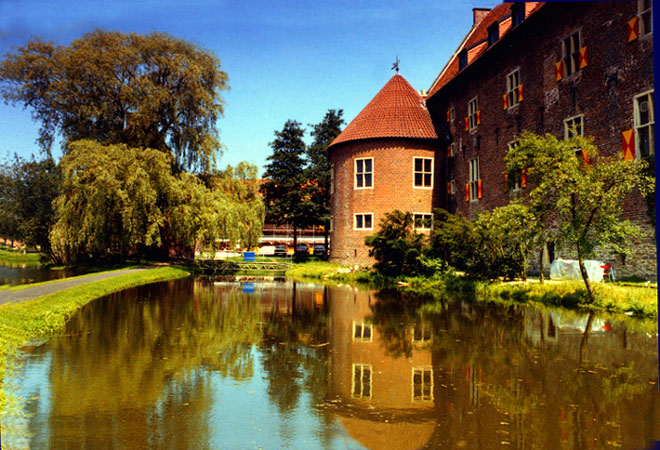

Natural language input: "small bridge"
[194,260,290,274]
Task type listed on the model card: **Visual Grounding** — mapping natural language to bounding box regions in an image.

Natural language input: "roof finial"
[391,55,400,73]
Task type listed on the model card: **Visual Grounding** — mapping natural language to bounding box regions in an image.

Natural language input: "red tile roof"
[427,2,545,97]
[328,74,438,149]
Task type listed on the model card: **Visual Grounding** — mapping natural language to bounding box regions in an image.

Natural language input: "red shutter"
[517,84,524,102]
[580,149,591,165]
[447,182,451,194]
[627,16,640,42]
[622,129,635,160]
[555,61,564,81]
[579,46,589,69]
[446,110,451,122]
[477,179,483,199]
[503,93,509,110]
[503,173,508,191]
[465,117,469,131]
[476,110,481,125]
[465,183,470,202]
[520,169,527,188]
[446,146,451,157]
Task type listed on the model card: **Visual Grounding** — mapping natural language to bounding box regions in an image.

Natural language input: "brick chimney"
[473,8,491,27]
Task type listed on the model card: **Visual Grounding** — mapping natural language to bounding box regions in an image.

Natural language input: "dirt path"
[0,267,149,305]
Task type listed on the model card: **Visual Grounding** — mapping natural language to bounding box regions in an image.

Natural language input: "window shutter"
[446,146,451,157]
[503,93,509,110]
[447,182,451,194]
[555,61,564,81]
[503,173,509,191]
[627,16,640,42]
[476,110,481,125]
[517,84,524,102]
[465,117,469,131]
[465,183,470,202]
[580,149,591,165]
[622,129,635,160]
[446,110,451,122]
[477,179,483,199]
[520,168,527,188]
[579,46,588,69]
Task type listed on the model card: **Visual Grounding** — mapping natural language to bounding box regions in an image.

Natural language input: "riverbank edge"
[0,264,192,415]
[0,248,42,266]
[285,262,658,318]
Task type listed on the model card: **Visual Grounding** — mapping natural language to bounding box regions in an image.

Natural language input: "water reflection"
[7,279,660,449]
[0,261,83,286]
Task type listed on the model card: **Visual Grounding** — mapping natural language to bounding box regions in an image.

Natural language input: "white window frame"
[468,158,479,201]
[412,367,434,402]
[354,157,373,190]
[449,106,455,122]
[639,0,652,36]
[412,156,434,189]
[448,143,457,157]
[352,363,372,399]
[354,213,374,231]
[562,31,581,77]
[413,213,433,231]
[412,325,432,344]
[448,179,456,195]
[506,68,521,108]
[352,321,373,342]
[634,90,655,158]
[468,97,479,131]
[564,114,584,140]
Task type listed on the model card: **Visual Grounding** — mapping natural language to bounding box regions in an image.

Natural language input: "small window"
[355,158,373,189]
[412,367,433,401]
[562,32,581,77]
[640,0,652,36]
[468,158,480,201]
[448,179,456,195]
[468,97,479,130]
[635,91,655,157]
[488,22,499,46]
[412,325,432,344]
[413,157,433,188]
[413,213,433,231]
[564,115,584,140]
[506,69,521,108]
[353,364,372,399]
[459,50,468,70]
[511,3,525,27]
[449,106,455,122]
[354,213,373,230]
[353,321,373,342]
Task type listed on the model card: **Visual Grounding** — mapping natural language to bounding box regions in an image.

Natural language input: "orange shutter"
[580,149,591,165]
[503,93,509,110]
[503,173,508,191]
[447,182,451,194]
[517,84,524,102]
[520,168,527,188]
[579,46,588,69]
[627,16,640,42]
[465,117,469,131]
[446,110,451,122]
[465,183,470,201]
[477,179,483,199]
[555,61,564,81]
[622,129,635,160]
[476,110,481,125]
[446,146,451,157]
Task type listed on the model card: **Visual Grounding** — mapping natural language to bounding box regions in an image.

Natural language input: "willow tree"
[0,30,228,171]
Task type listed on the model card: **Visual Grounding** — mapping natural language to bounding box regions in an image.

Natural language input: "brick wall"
[329,138,440,265]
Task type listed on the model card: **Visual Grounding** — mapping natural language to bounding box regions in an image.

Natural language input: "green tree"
[306,109,344,250]
[0,30,228,171]
[261,120,310,251]
[505,131,654,300]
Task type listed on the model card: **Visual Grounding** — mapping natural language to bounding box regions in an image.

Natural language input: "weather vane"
[392,55,400,73]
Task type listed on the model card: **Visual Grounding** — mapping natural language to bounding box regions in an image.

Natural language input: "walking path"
[0,267,149,305]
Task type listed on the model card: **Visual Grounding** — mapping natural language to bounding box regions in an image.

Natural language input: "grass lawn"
[0,248,42,266]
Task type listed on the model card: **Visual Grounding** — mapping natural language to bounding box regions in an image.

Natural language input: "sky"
[0,0,503,176]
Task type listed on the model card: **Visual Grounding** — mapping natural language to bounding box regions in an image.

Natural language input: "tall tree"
[306,109,344,250]
[261,120,310,251]
[505,131,654,301]
[0,30,228,171]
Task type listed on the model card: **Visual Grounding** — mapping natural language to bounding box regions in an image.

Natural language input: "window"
[635,91,655,157]
[564,115,584,140]
[447,179,456,195]
[507,141,522,191]
[506,69,521,108]
[413,214,433,231]
[354,213,373,230]
[468,97,479,130]
[412,325,432,344]
[468,158,479,201]
[412,367,433,401]
[562,32,581,77]
[352,364,372,399]
[459,50,468,70]
[511,3,525,27]
[447,143,457,157]
[413,157,433,188]
[640,0,652,36]
[488,22,499,46]
[353,321,373,342]
[355,158,373,189]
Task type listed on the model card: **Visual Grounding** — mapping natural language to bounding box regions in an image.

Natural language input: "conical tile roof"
[329,74,438,149]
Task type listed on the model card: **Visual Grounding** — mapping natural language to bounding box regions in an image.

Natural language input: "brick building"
[330,1,655,279]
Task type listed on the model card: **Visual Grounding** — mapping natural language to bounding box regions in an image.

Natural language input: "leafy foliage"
[0,30,228,171]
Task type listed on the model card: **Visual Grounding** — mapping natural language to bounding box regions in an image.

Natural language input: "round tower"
[328,74,439,265]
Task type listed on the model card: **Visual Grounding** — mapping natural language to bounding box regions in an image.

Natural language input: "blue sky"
[0,0,502,175]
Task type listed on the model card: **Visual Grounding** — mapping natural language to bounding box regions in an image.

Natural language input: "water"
[5,278,660,449]
[0,262,83,286]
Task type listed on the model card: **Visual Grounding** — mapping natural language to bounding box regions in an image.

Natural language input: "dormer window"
[511,3,525,27]
[458,50,468,70]
[488,23,499,46]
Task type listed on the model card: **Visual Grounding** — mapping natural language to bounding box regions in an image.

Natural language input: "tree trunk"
[577,254,595,303]
[538,248,544,283]
[324,223,329,258]
[578,311,596,367]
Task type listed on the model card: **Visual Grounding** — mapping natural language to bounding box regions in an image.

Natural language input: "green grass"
[0,248,43,266]
[0,264,191,416]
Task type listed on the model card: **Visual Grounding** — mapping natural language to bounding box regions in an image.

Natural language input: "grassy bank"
[0,248,42,266]
[0,265,192,416]
[287,261,658,317]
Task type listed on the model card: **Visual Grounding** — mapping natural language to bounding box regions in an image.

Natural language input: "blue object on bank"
[243,252,256,262]
[242,283,255,294]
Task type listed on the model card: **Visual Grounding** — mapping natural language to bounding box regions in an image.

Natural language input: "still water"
[0,262,83,286]
[5,278,660,449]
